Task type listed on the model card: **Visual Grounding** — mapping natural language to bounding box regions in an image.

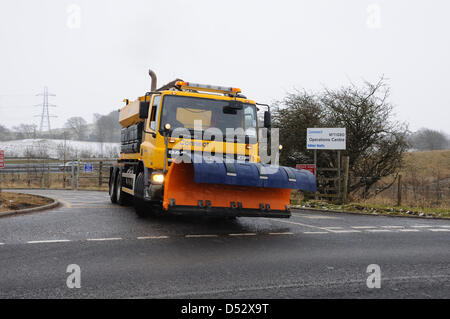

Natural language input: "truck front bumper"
[167,205,291,218]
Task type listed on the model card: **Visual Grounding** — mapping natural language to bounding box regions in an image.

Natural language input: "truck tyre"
[115,170,132,206]
[134,199,148,218]
[109,167,117,204]
[134,172,148,217]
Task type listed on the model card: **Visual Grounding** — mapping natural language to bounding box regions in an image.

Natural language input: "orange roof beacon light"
[175,81,242,95]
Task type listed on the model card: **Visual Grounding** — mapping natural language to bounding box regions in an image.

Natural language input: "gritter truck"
[109,69,316,218]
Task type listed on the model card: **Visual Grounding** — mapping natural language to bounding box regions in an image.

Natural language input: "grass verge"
[291,200,450,219]
[0,191,54,212]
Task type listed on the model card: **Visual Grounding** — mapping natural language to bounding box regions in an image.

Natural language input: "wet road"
[0,190,449,298]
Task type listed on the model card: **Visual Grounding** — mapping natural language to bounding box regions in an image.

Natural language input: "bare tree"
[273,90,325,165]
[65,117,87,140]
[104,145,120,158]
[12,123,37,139]
[274,77,409,198]
[410,128,449,151]
[93,111,120,143]
[0,124,12,141]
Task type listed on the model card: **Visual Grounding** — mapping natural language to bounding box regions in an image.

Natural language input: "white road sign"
[307,128,346,150]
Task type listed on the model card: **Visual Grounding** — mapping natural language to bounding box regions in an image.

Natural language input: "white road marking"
[229,233,257,237]
[398,229,420,232]
[352,226,377,229]
[439,226,450,228]
[185,234,219,238]
[270,218,332,232]
[294,215,340,220]
[72,205,122,209]
[0,243,5,245]
[381,226,404,229]
[268,232,294,235]
[331,230,361,233]
[137,236,169,240]
[27,239,71,244]
[365,229,392,233]
[411,225,433,228]
[322,227,361,233]
[70,201,105,204]
[303,231,329,234]
[428,229,450,232]
[87,237,122,241]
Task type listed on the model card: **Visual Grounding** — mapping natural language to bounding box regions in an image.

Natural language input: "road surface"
[0,190,449,298]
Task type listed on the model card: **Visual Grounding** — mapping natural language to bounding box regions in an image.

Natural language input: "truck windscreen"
[160,95,257,139]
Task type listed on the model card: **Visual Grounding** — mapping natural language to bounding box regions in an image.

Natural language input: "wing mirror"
[139,101,150,119]
[264,111,271,128]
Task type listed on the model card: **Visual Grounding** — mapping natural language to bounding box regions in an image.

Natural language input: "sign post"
[306,128,347,200]
[306,128,346,150]
[0,150,4,194]
[313,150,317,177]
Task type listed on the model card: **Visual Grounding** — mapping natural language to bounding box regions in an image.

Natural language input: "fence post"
[76,160,80,190]
[27,159,30,186]
[71,164,75,190]
[62,159,66,189]
[98,161,103,188]
[342,156,349,203]
[47,161,51,189]
[397,174,402,206]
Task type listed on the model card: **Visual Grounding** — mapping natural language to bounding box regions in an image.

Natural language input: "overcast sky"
[0,0,449,133]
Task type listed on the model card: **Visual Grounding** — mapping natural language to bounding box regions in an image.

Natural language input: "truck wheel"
[115,170,131,206]
[134,172,149,217]
[109,168,117,204]
[134,199,148,218]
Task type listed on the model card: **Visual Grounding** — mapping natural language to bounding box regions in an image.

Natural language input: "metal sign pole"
[314,149,318,200]
[337,150,341,200]
[313,149,317,177]
[0,150,4,194]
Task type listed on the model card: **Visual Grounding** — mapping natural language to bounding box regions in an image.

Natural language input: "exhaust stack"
[148,69,157,91]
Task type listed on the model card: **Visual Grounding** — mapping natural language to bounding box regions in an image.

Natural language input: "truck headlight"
[152,173,164,184]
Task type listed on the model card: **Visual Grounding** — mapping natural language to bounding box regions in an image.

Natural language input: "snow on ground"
[0,139,120,159]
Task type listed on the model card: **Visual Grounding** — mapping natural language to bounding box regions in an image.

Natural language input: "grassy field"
[374,150,450,208]
[291,150,450,217]
[402,149,450,177]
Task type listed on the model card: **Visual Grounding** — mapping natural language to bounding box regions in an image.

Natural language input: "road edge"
[292,206,449,220]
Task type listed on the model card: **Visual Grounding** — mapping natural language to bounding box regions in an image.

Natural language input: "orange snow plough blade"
[163,162,292,217]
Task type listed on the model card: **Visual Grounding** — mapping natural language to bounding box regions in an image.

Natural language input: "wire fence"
[0,158,115,190]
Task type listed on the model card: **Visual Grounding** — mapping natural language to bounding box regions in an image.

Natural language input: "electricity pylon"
[35,86,57,136]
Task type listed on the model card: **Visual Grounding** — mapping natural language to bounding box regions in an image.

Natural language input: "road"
[0,190,449,298]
